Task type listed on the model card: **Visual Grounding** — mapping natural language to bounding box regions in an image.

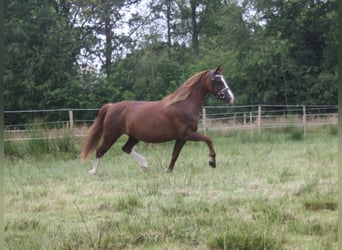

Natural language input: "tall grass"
[5,122,79,159]
[4,127,338,249]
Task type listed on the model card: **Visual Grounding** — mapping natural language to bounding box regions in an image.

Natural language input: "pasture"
[4,127,338,249]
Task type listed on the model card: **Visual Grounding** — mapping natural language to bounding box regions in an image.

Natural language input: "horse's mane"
[162,70,208,107]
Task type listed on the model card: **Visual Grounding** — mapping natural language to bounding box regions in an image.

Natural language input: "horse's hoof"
[140,166,148,172]
[209,160,216,168]
[166,168,173,173]
[89,169,97,175]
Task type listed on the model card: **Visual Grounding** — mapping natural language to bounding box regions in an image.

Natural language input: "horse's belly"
[128,120,177,143]
[125,114,177,142]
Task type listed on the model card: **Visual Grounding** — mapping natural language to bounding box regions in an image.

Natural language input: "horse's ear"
[214,65,224,74]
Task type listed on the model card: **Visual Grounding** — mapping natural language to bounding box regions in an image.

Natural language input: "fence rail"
[4,105,338,141]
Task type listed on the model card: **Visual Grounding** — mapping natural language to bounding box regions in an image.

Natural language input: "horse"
[81,65,234,174]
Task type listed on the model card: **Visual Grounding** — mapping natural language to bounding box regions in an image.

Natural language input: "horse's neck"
[182,82,207,113]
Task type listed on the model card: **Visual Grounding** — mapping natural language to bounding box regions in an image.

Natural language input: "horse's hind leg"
[89,132,121,175]
[122,136,147,171]
[89,158,100,175]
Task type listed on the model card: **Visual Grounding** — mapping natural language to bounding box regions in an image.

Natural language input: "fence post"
[303,105,307,135]
[69,110,74,130]
[257,105,261,134]
[243,113,247,127]
[202,107,207,135]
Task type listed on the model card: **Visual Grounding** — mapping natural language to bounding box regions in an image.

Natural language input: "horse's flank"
[161,71,207,108]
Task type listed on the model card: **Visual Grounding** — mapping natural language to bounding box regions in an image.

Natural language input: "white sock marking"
[130,150,148,170]
[89,158,100,175]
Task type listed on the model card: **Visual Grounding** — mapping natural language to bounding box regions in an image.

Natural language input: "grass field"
[4,127,338,249]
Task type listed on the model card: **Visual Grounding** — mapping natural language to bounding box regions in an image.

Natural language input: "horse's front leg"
[166,139,186,173]
[186,132,216,168]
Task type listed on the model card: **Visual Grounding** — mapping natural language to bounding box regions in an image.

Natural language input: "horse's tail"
[81,104,111,162]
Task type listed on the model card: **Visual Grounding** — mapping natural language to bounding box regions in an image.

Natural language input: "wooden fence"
[4,105,338,141]
[200,105,337,135]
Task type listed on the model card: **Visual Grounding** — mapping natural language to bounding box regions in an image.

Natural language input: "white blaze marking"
[219,75,229,89]
[218,75,234,104]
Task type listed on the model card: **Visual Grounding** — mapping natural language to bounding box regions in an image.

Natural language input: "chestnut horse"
[81,66,234,174]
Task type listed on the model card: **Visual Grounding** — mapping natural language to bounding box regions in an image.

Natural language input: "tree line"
[4,0,337,117]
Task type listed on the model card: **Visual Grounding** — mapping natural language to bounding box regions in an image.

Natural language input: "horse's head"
[210,65,234,105]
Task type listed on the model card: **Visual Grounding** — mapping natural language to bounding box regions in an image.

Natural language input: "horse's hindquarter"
[124,101,198,143]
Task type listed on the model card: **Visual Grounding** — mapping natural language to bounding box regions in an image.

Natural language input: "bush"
[328,125,338,136]
[234,130,276,144]
[4,141,25,158]
[287,127,304,141]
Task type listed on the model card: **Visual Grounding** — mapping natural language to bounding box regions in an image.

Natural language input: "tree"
[4,0,337,123]
[72,0,142,79]
[176,0,204,57]
[247,0,338,104]
[148,0,179,49]
[109,37,188,102]
[4,0,82,111]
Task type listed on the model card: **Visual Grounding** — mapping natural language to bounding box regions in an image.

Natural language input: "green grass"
[4,128,337,249]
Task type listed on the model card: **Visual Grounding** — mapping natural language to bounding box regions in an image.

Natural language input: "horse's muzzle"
[218,87,234,105]
[228,95,234,105]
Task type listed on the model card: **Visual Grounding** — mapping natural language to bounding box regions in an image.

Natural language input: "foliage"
[4,0,337,120]
[246,0,338,105]
[4,0,83,110]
